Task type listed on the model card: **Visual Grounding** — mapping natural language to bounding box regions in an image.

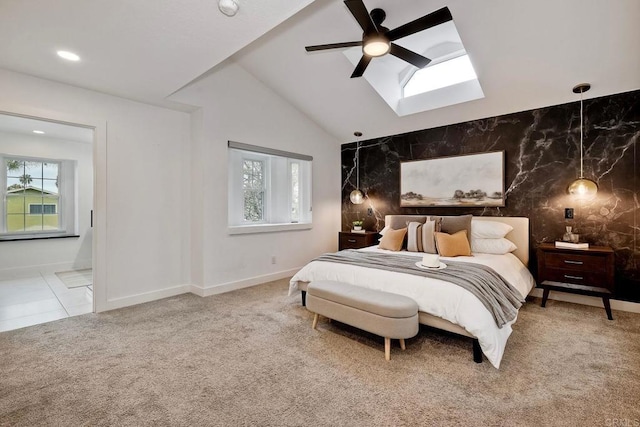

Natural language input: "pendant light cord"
[579,89,584,179]
[356,141,360,189]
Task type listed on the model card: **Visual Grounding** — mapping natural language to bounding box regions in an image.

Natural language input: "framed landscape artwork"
[400,151,505,207]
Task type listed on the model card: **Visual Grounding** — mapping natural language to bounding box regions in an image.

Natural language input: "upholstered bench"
[306,281,419,361]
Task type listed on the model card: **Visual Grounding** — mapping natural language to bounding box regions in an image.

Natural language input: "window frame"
[1,154,77,240]
[241,153,269,224]
[228,141,312,234]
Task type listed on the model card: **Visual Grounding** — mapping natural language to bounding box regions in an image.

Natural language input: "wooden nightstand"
[536,243,615,320]
[339,231,378,250]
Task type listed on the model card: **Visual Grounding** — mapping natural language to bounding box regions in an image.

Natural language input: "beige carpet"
[1,278,639,426]
[55,268,93,289]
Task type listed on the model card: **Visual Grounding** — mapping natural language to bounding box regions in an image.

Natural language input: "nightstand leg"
[541,288,550,307]
[603,297,613,320]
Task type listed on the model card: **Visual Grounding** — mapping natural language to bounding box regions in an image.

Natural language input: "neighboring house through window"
[1,155,77,239]
[228,141,312,233]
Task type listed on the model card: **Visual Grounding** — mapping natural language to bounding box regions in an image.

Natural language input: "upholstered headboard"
[383,215,530,266]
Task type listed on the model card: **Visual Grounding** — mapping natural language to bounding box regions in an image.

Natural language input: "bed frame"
[298,215,530,363]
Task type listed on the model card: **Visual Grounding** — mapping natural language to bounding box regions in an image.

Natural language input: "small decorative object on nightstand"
[339,231,378,250]
[537,242,615,320]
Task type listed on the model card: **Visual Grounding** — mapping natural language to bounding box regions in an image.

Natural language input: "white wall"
[0,130,93,278]
[170,61,341,294]
[0,68,191,311]
[0,59,340,309]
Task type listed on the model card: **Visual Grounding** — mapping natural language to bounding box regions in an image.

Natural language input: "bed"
[289,215,535,368]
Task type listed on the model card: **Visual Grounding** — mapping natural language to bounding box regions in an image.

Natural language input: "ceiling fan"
[305,0,453,78]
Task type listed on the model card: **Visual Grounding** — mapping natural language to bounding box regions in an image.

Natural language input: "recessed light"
[33,130,45,134]
[57,50,80,61]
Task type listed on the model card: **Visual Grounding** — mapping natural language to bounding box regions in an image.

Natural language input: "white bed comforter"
[289,247,535,368]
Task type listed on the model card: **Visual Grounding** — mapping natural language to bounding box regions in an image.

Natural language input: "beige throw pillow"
[434,230,472,257]
[379,227,407,251]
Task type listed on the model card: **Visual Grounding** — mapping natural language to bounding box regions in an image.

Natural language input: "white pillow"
[471,238,517,255]
[471,219,513,239]
[379,226,390,236]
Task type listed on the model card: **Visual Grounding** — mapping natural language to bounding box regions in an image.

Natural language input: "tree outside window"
[242,159,265,222]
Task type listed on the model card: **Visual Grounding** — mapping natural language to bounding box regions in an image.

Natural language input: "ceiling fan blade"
[387,7,453,41]
[351,55,372,78]
[344,0,376,33]
[389,44,431,68]
[305,41,362,52]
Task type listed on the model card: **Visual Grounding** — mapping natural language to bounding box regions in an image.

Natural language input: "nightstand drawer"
[338,231,378,250]
[544,267,607,287]
[340,234,367,249]
[542,252,607,272]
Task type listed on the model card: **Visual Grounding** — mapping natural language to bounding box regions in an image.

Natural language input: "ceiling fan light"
[363,38,390,57]
[568,178,598,199]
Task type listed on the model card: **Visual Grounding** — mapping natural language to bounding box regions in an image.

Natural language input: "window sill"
[0,233,80,242]
[228,222,312,235]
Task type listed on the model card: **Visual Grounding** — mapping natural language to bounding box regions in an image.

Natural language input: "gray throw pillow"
[432,215,472,240]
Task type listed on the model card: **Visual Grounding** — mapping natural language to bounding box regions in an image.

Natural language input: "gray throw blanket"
[313,250,524,328]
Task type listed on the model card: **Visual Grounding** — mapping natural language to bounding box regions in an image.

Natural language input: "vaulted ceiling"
[1,0,639,142]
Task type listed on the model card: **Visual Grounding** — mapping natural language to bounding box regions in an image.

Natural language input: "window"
[1,155,77,239]
[403,54,478,98]
[290,161,300,223]
[228,141,312,233]
[29,204,57,215]
[242,159,266,222]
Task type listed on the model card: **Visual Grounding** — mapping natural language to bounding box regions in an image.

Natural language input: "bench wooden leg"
[312,313,319,329]
[603,297,613,320]
[384,337,391,361]
[399,339,406,351]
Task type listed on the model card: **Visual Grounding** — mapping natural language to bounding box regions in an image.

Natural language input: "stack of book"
[555,241,589,250]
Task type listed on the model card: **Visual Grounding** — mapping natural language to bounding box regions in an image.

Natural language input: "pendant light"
[567,83,598,198]
[349,131,364,204]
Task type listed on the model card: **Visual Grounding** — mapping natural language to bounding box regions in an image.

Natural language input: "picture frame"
[400,151,505,207]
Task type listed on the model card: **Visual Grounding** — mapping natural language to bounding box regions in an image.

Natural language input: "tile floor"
[0,273,92,332]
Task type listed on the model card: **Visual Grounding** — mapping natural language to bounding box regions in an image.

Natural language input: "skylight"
[403,54,477,98]
[342,20,484,116]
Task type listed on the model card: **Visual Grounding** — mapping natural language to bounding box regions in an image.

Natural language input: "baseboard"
[529,288,640,314]
[190,268,300,297]
[103,284,191,312]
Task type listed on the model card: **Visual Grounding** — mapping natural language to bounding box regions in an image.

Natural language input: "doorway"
[0,113,94,332]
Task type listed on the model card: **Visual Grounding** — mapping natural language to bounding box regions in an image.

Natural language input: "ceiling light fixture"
[57,50,80,61]
[350,131,364,204]
[33,130,45,134]
[218,0,239,17]
[363,34,391,57]
[567,83,598,199]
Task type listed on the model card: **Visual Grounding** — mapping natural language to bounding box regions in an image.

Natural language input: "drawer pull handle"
[564,260,583,265]
[348,239,356,243]
[564,274,583,280]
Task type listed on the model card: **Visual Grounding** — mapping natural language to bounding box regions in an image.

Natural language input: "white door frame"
[0,106,107,313]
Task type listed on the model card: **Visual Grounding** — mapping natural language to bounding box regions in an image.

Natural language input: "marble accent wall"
[341,89,639,302]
